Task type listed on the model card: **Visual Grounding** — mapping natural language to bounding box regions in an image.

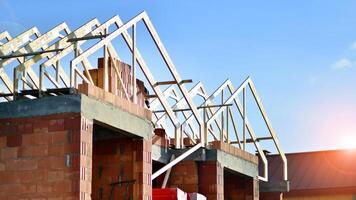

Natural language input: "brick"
[48,197,64,200]
[19,145,48,157]
[18,170,46,183]
[7,135,22,147]
[0,171,18,184]
[51,131,69,144]
[49,119,65,132]
[17,123,33,134]
[21,183,36,194]
[52,180,72,193]
[5,159,37,171]
[0,136,6,148]
[64,117,81,130]
[37,182,53,193]
[33,119,49,133]
[48,171,64,182]
[183,137,195,147]
[154,128,166,137]
[1,147,18,159]
[23,133,51,146]
[0,162,5,171]
[0,184,22,196]
[0,123,17,136]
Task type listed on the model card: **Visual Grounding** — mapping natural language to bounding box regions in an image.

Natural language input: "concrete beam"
[260,180,290,192]
[80,95,152,139]
[152,146,259,179]
[0,95,81,119]
[0,94,152,140]
[216,150,259,178]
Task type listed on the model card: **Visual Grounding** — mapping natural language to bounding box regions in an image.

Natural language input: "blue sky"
[1,0,356,153]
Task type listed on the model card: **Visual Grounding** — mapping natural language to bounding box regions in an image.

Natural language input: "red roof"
[267,149,356,192]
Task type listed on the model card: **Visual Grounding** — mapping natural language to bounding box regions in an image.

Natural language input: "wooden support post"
[55,60,60,83]
[226,104,229,143]
[203,107,208,146]
[243,87,246,150]
[132,23,137,103]
[221,91,224,142]
[103,28,109,92]
[162,155,175,188]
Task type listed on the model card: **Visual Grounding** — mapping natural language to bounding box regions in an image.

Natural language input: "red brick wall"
[166,160,199,193]
[198,161,224,200]
[0,113,82,200]
[154,160,227,200]
[91,138,152,200]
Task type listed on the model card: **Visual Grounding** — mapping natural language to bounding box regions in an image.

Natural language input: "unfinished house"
[0,12,288,199]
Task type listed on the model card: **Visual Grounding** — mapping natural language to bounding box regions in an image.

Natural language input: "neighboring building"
[261,149,356,200]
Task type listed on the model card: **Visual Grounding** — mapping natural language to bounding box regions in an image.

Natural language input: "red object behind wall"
[153,188,188,200]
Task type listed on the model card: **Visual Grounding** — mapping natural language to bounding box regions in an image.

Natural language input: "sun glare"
[340,134,356,149]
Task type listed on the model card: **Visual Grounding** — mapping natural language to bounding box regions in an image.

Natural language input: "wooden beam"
[0,48,64,59]
[145,94,158,98]
[230,136,273,144]
[66,34,110,42]
[153,103,233,113]
[154,79,192,86]
[161,154,175,188]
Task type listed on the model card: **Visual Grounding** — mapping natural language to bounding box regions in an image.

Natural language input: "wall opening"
[91,123,140,200]
[224,168,255,200]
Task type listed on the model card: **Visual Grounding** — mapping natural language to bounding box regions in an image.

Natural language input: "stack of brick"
[91,138,152,200]
[0,113,82,200]
[152,128,169,148]
[87,57,146,107]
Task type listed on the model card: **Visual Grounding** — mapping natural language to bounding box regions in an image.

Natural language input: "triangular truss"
[0,11,287,182]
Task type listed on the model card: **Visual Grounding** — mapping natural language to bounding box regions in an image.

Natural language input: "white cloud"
[331,58,353,70]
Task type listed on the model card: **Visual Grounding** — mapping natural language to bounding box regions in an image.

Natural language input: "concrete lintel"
[80,94,152,139]
[216,150,259,178]
[0,95,81,119]
[171,147,207,161]
[260,180,290,192]
[154,146,259,178]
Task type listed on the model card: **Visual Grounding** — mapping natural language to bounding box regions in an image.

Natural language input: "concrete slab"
[0,94,152,139]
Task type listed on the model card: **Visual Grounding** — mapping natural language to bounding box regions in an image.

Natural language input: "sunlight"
[340,134,356,149]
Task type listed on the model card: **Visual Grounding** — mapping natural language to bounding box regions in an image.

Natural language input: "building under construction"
[0,11,292,199]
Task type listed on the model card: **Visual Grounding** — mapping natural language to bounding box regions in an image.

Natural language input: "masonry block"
[0,113,82,199]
